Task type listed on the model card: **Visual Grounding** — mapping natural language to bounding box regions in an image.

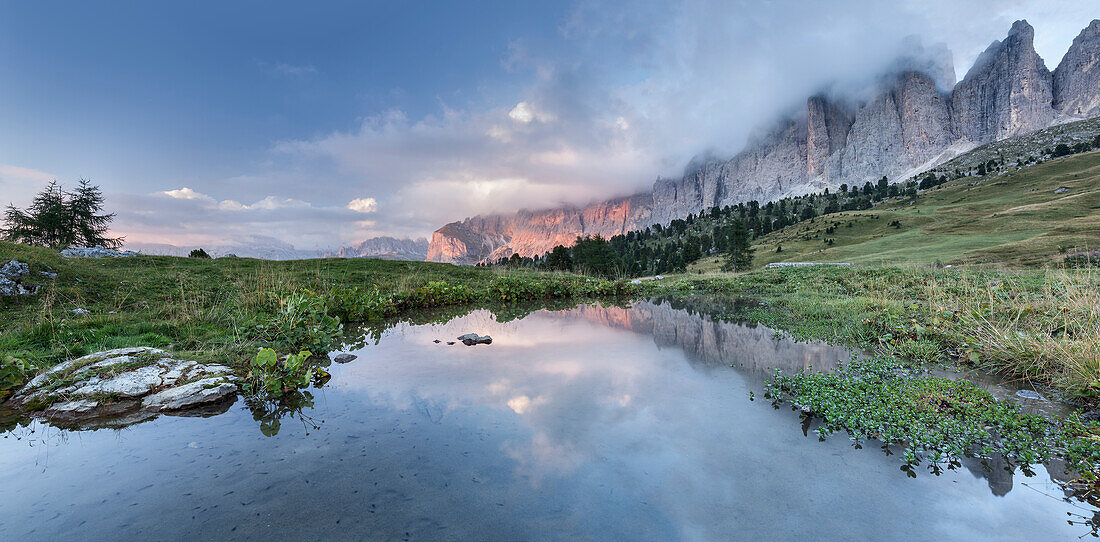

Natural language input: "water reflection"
[0,298,1095,540]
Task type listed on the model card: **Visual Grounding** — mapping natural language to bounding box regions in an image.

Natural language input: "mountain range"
[130,235,430,261]
[424,19,1100,264]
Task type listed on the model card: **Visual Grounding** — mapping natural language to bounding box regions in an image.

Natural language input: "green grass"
[687,150,1100,271]
[0,241,637,382]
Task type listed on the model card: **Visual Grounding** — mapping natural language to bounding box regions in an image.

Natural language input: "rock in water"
[457,333,493,346]
[6,347,237,426]
[1015,389,1045,401]
[333,353,357,364]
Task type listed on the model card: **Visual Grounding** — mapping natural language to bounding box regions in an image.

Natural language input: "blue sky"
[1,1,1096,250]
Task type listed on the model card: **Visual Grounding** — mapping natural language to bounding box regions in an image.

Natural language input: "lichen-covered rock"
[0,260,29,278]
[142,377,238,411]
[0,260,39,296]
[6,347,238,425]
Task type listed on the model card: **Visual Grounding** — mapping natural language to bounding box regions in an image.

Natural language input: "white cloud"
[347,197,378,213]
[104,1,1100,248]
[0,164,56,207]
[162,187,215,202]
[0,164,54,184]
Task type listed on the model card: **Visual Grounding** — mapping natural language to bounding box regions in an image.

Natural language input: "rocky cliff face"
[328,236,429,260]
[951,20,1054,143]
[427,19,1100,264]
[426,194,653,264]
[1054,20,1100,118]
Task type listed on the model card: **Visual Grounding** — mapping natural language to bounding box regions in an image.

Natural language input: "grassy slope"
[687,150,1100,271]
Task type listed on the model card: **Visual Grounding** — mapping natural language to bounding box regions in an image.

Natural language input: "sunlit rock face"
[426,19,1100,264]
[427,194,653,264]
[1054,20,1100,119]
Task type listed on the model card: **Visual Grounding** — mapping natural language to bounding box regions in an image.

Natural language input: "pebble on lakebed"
[4,347,238,427]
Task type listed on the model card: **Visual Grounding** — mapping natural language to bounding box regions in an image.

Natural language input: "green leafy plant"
[245,348,322,395]
[254,290,342,352]
[0,354,31,394]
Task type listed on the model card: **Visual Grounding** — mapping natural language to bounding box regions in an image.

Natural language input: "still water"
[0,298,1092,540]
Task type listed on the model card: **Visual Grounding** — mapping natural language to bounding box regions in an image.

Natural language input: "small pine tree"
[189,248,212,259]
[722,220,754,272]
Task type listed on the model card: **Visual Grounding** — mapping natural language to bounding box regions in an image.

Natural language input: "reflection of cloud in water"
[338,300,854,485]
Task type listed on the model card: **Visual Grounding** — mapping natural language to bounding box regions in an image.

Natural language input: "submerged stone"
[1015,389,1045,401]
[333,353,357,364]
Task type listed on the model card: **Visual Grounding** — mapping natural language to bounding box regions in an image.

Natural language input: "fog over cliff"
[282,0,1097,243]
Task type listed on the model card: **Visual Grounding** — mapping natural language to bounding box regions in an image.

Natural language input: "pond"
[0,297,1094,540]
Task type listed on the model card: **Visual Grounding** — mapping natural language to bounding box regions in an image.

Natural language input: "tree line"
[2,180,122,249]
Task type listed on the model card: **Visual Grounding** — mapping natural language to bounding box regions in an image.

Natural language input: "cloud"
[89,1,1100,250]
[347,197,378,213]
[0,164,54,184]
[268,0,1097,242]
[0,164,55,206]
[265,62,317,77]
[508,101,555,124]
[162,186,215,202]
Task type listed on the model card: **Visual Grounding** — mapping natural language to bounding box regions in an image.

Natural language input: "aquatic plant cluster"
[765,357,1100,483]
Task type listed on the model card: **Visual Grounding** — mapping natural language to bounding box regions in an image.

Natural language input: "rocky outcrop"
[426,19,1100,264]
[60,246,137,258]
[327,236,429,261]
[1053,20,1100,118]
[951,20,1055,143]
[6,347,238,427]
[0,260,38,296]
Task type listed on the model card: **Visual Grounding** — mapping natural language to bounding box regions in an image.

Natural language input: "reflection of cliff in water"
[572,297,856,378]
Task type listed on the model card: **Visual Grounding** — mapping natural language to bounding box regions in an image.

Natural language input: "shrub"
[1064,251,1100,269]
[253,291,342,352]
[188,248,211,259]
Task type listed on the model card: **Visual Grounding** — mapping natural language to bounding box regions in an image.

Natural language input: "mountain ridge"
[425,19,1100,264]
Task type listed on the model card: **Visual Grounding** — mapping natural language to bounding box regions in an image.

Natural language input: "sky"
[1,0,1097,251]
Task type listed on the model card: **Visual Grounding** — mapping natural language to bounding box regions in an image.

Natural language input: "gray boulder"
[143,377,238,411]
[0,260,38,296]
[457,333,493,346]
[0,259,29,278]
